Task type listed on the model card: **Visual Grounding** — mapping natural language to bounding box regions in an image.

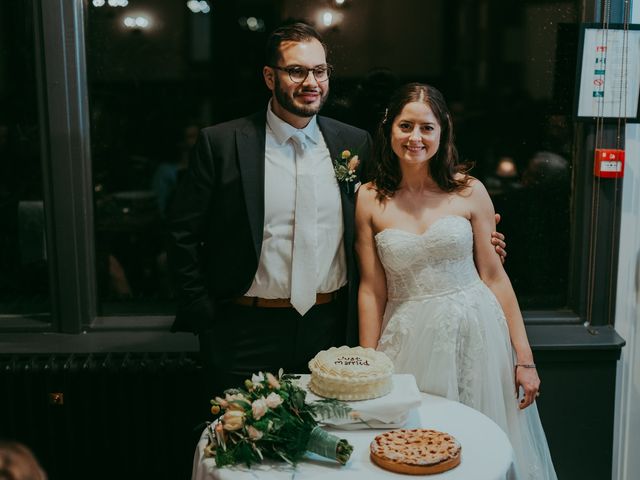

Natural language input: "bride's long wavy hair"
[371,83,470,199]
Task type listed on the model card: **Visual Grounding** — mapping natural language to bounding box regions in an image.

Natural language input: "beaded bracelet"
[515,363,536,369]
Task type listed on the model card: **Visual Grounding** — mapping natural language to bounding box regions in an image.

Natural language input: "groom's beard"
[274,75,328,118]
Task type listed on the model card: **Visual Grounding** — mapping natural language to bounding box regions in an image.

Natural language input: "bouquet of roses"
[203,370,354,468]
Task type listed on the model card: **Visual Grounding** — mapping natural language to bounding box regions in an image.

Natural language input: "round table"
[191,392,516,480]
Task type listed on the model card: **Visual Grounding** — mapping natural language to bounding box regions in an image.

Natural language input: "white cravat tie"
[289,132,317,315]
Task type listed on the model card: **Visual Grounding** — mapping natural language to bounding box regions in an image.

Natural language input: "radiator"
[0,353,207,480]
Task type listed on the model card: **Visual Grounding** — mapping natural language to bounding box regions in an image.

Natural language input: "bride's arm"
[355,184,388,349]
[468,179,540,410]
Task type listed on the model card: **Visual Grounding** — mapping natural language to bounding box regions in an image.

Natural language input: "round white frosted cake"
[307,346,394,400]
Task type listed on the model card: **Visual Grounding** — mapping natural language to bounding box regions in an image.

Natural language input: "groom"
[167,23,370,392]
[167,22,505,392]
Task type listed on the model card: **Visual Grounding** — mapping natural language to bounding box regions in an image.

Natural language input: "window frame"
[40,0,97,333]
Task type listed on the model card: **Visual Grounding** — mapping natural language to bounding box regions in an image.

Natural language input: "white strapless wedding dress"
[375,215,557,480]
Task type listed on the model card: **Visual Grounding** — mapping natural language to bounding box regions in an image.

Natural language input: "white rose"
[225,393,247,410]
[252,397,268,420]
[265,392,283,409]
[225,393,245,402]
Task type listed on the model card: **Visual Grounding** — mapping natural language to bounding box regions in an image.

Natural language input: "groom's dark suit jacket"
[167,110,372,346]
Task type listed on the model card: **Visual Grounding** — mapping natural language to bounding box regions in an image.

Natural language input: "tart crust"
[369,428,462,475]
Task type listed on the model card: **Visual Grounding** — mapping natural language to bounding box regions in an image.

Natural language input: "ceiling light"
[322,11,333,27]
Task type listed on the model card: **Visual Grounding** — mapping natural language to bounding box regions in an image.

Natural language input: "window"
[84,0,579,317]
[86,2,192,315]
[1,0,619,333]
[0,1,50,321]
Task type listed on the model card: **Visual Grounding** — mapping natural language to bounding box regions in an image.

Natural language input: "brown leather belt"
[232,290,340,308]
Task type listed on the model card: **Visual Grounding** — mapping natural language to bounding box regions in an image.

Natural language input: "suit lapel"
[318,116,360,345]
[318,116,344,164]
[236,112,266,258]
[318,116,356,269]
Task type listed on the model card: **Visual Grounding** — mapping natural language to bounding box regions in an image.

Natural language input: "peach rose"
[221,410,244,431]
[347,155,360,172]
[341,149,351,159]
[266,372,281,389]
[247,425,264,441]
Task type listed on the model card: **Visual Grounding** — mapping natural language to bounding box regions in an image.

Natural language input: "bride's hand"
[515,365,540,409]
[491,213,507,263]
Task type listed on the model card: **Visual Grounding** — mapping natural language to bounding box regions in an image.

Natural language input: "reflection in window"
[87,1,190,315]
[85,0,578,314]
[0,2,50,317]
[468,3,577,309]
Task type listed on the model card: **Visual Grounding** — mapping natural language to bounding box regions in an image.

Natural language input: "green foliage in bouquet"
[204,370,354,468]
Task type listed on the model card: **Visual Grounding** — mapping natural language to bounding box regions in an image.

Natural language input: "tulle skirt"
[377,280,557,480]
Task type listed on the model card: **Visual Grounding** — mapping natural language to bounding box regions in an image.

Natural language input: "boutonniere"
[333,149,360,193]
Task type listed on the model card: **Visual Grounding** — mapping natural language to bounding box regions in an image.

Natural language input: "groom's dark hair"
[265,22,327,66]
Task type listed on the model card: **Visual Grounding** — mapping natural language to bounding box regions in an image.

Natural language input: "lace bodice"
[375,215,481,301]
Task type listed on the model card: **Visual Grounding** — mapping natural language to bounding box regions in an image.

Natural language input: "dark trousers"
[199,293,347,397]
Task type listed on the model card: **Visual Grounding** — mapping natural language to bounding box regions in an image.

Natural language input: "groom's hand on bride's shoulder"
[492,213,507,264]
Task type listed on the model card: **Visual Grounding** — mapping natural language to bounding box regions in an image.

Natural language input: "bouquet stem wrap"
[306,426,353,465]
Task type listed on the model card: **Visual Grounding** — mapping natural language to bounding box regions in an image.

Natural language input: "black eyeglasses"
[271,65,333,83]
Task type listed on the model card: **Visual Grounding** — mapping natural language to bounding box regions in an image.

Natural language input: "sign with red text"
[577,26,640,120]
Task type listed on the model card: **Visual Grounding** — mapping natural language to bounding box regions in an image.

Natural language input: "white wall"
[613,122,640,480]
[612,5,640,478]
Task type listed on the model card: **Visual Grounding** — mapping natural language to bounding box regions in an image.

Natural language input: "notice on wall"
[577,26,640,120]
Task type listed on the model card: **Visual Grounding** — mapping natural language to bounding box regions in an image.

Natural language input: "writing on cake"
[334,356,370,366]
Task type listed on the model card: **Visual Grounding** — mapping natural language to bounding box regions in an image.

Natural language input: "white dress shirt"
[245,103,347,299]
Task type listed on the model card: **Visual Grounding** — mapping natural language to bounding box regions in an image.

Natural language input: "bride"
[355,83,557,479]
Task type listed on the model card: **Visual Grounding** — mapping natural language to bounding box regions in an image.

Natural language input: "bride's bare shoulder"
[357,182,391,221]
[465,176,489,195]
[357,181,379,203]
[452,174,486,193]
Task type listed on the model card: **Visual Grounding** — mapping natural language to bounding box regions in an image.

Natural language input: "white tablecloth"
[192,386,516,480]
[302,374,422,428]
